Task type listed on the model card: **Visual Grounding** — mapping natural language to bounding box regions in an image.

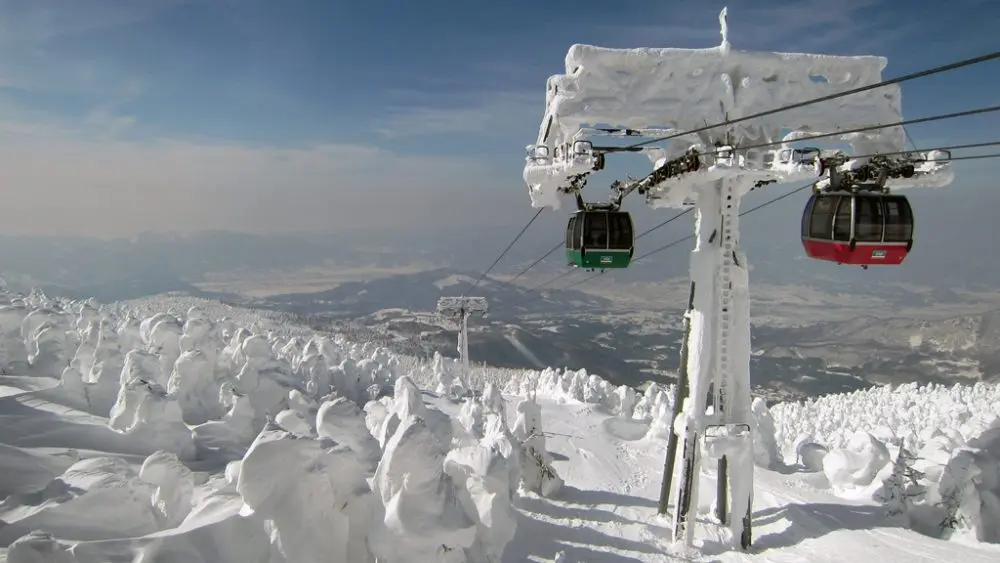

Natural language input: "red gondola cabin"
[801,192,914,267]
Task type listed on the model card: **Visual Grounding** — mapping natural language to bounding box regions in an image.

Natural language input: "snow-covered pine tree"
[874,438,925,523]
[511,393,563,498]
[938,449,983,539]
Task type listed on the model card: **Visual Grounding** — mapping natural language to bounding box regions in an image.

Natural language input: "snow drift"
[3,287,1000,562]
[0,289,566,562]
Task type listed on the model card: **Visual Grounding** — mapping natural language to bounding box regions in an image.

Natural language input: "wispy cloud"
[373,90,541,139]
[82,107,137,139]
[373,0,927,142]
[0,2,534,238]
[0,0,178,96]
[0,0,188,44]
[1,0,983,242]
[80,79,144,139]
[591,0,915,54]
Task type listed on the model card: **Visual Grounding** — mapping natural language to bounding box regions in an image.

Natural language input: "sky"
[0,0,996,238]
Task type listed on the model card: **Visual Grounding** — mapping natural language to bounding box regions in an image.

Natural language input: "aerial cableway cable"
[519,208,693,296]
[462,207,544,297]
[511,108,1000,290]
[734,139,1000,167]
[501,48,1000,296]
[613,49,1000,152]
[945,153,1000,162]
[519,151,1000,304]
[510,106,1000,288]
[525,268,577,293]
[854,140,1000,159]
[796,141,1000,163]
[713,105,1000,157]
[509,137,1000,294]
[518,208,694,292]
[501,208,692,292]
[522,48,1000,279]
[514,180,821,305]
[496,240,563,290]
[635,208,695,239]
[615,104,1000,164]
[624,151,1000,264]
[503,183,748,289]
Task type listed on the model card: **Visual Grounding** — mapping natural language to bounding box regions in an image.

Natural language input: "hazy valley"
[232,266,1000,404]
[3,206,999,405]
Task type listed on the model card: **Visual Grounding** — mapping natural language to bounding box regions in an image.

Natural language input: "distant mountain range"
[242,267,1000,403]
[1,179,996,402]
[2,246,995,402]
[254,268,611,319]
[1,180,998,300]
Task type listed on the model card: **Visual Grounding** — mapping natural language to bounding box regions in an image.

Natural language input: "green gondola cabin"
[565,210,635,269]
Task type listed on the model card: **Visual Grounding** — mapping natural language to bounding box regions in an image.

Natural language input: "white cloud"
[373,90,540,139]
[0,0,189,44]
[0,0,529,241]
[83,109,137,139]
[0,119,521,238]
[0,1,176,96]
[372,0,918,141]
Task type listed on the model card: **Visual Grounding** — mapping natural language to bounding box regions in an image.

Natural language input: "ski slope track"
[1,291,1000,562]
[475,395,1000,563]
[502,332,546,370]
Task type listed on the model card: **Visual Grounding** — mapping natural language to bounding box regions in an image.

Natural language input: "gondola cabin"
[566,210,635,269]
[801,192,914,267]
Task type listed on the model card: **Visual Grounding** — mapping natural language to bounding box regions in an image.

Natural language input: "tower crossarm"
[815,150,954,192]
[521,10,912,211]
[436,296,489,319]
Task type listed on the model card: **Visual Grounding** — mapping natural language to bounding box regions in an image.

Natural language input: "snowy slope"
[1,291,1000,562]
[451,394,1000,562]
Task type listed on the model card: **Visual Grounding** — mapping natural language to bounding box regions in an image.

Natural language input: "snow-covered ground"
[2,290,1000,562]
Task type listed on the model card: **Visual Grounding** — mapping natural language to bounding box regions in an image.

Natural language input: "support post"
[717,456,729,524]
[459,312,470,381]
[669,178,755,548]
[670,181,722,547]
[658,281,695,515]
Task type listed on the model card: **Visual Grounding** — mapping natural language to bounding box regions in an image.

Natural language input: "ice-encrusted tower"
[520,7,953,549]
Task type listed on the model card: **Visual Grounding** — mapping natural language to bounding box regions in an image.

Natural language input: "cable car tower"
[436,296,488,390]
[520,7,954,551]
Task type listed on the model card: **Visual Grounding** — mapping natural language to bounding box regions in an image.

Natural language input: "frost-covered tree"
[938,449,984,539]
[874,439,925,523]
[511,394,563,498]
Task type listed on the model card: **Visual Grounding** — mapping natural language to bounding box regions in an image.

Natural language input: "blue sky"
[0,0,996,237]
